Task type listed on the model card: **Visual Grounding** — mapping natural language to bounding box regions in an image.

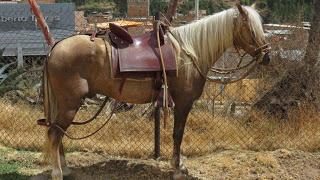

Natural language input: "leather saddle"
[109,23,176,78]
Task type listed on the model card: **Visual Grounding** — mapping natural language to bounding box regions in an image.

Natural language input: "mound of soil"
[186,149,320,179]
[31,156,197,180]
[1,145,320,180]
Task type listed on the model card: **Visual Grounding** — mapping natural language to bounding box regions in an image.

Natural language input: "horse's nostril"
[261,53,270,65]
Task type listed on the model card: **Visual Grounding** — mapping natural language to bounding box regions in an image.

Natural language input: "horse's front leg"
[171,99,194,179]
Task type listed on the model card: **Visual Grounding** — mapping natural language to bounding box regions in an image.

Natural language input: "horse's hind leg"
[48,125,64,180]
[48,106,79,180]
[48,98,83,180]
[60,144,72,176]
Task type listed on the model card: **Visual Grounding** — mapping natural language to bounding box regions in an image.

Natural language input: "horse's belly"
[109,79,157,104]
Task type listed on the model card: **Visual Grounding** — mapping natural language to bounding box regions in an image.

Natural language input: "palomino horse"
[43,5,270,179]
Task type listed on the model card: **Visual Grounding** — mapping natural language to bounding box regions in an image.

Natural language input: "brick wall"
[127,0,149,17]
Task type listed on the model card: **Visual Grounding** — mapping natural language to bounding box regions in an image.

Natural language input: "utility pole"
[195,0,199,20]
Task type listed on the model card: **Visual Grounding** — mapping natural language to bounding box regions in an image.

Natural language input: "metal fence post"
[154,107,161,159]
[153,11,161,160]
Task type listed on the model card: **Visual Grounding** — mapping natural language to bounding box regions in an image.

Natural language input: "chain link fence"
[0,3,319,159]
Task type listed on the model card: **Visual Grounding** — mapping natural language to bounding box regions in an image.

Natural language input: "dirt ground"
[1,144,320,180]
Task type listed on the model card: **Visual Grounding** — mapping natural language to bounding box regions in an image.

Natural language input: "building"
[127,0,150,17]
[126,0,189,18]
[0,3,75,61]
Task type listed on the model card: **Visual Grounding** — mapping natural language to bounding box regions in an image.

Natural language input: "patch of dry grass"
[0,97,319,158]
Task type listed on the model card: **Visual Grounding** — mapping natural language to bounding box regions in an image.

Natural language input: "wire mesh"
[0,3,319,160]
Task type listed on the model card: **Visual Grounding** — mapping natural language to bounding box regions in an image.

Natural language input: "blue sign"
[0,3,75,31]
[0,3,75,56]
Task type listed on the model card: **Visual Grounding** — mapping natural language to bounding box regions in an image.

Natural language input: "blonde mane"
[170,6,264,74]
[244,7,265,44]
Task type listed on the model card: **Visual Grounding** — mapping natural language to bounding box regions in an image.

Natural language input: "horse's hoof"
[173,171,187,180]
[51,169,63,180]
[181,165,189,175]
[62,166,72,176]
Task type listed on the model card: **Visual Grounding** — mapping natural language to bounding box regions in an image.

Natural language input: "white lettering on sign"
[0,16,28,22]
[0,15,61,23]
[31,15,61,22]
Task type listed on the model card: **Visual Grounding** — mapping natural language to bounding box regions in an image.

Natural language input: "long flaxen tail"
[42,56,59,163]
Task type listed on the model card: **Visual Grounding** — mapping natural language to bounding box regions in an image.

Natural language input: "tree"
[242,0,313,23]
[178,0,230,16]
[166,0,179,21]
[114,0,127,15]
[304,0,320,65]
[253,0,320,118]
[150,0,168,16]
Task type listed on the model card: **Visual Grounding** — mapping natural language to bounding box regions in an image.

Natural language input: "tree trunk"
[253,0,320,119]
[114,0,127,15]
[304,0,320,66]
[166,0,179,22]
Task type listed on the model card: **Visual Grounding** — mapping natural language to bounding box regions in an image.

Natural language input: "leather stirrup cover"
[109,23,134,44]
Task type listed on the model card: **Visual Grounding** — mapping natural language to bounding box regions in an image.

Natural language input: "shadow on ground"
[30,159,198,180]
[0,173,30,180]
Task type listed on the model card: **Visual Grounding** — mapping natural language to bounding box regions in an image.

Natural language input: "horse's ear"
[236,3,248,20]
[251,2,257,9]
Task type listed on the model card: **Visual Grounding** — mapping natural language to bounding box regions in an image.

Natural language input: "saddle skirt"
[109,27,177,79]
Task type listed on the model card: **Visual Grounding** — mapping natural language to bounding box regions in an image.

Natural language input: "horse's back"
[49,35,106,69]
[47,35,108,99]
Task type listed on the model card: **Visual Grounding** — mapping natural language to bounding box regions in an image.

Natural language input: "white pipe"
[195,0,199,20]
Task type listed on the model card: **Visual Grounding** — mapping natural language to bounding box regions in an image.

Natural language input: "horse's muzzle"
[260,52,270,65]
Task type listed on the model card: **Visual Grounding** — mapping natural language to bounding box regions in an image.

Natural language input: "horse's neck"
[172,11,234,75]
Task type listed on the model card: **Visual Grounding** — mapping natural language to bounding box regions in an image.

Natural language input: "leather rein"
[38,16,173,139]
[38,10,270,139]
[186,9,270,84]
[53,100,118,140]
[37,98,119,140]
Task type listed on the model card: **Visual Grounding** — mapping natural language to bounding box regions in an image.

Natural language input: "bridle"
[231,11,270,62]
[206,8,270,84]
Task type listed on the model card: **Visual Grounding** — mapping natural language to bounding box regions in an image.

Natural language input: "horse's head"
[233,4,270,65]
